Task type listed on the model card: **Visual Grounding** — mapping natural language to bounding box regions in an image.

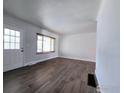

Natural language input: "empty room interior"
[3,0,120,93]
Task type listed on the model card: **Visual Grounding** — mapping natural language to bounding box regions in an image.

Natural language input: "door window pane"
[4,43,10,49]
[10,36,15,43]
[4,28,10,35]
[10,30,15,36]
[16,37,20,43]
[10,43,15,49]
[16,31,20,37]
[4,35,10,42]
[4,28,20,49]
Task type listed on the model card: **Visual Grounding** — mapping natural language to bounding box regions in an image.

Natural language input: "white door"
[3,25,24,72]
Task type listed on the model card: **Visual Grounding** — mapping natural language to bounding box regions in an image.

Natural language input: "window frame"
[36,33,55,54]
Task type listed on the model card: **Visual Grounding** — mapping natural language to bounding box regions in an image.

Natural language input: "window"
[37,35,43,52]
[4,28,20,49]
[37,33,55,53]
[50,38,55,51]
[43,36,51,52]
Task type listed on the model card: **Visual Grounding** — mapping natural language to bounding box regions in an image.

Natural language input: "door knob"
[21,48,24,52]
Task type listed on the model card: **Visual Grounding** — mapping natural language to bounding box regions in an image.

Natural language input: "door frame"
[3,24,24,72]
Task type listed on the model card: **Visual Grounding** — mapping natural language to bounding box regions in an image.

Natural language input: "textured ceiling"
[3,0,101,34]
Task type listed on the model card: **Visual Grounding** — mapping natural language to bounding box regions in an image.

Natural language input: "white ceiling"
[3,0,101,34]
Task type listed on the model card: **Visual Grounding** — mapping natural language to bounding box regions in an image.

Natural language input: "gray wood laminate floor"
[4,57,97,93]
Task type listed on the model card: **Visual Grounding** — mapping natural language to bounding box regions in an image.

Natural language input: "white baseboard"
[24,56,58,66]
[4,56,94,72]
[24,56,95,67]
[4,56,58,72]
[59,56,96,62]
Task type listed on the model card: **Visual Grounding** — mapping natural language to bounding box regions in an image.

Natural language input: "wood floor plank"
[4,57,97,93]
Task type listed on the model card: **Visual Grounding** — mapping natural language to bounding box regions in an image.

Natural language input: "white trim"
[24,56,58,66]
[59,56,96,62]
[4,56,94,72]
[4,56,58,72]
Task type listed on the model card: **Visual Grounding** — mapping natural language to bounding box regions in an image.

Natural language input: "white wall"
[59,24,97,62]
[96,0,120,93]
[3,13,59,67]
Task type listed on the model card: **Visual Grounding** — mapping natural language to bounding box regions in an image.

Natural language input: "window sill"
[36,51,55,54]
